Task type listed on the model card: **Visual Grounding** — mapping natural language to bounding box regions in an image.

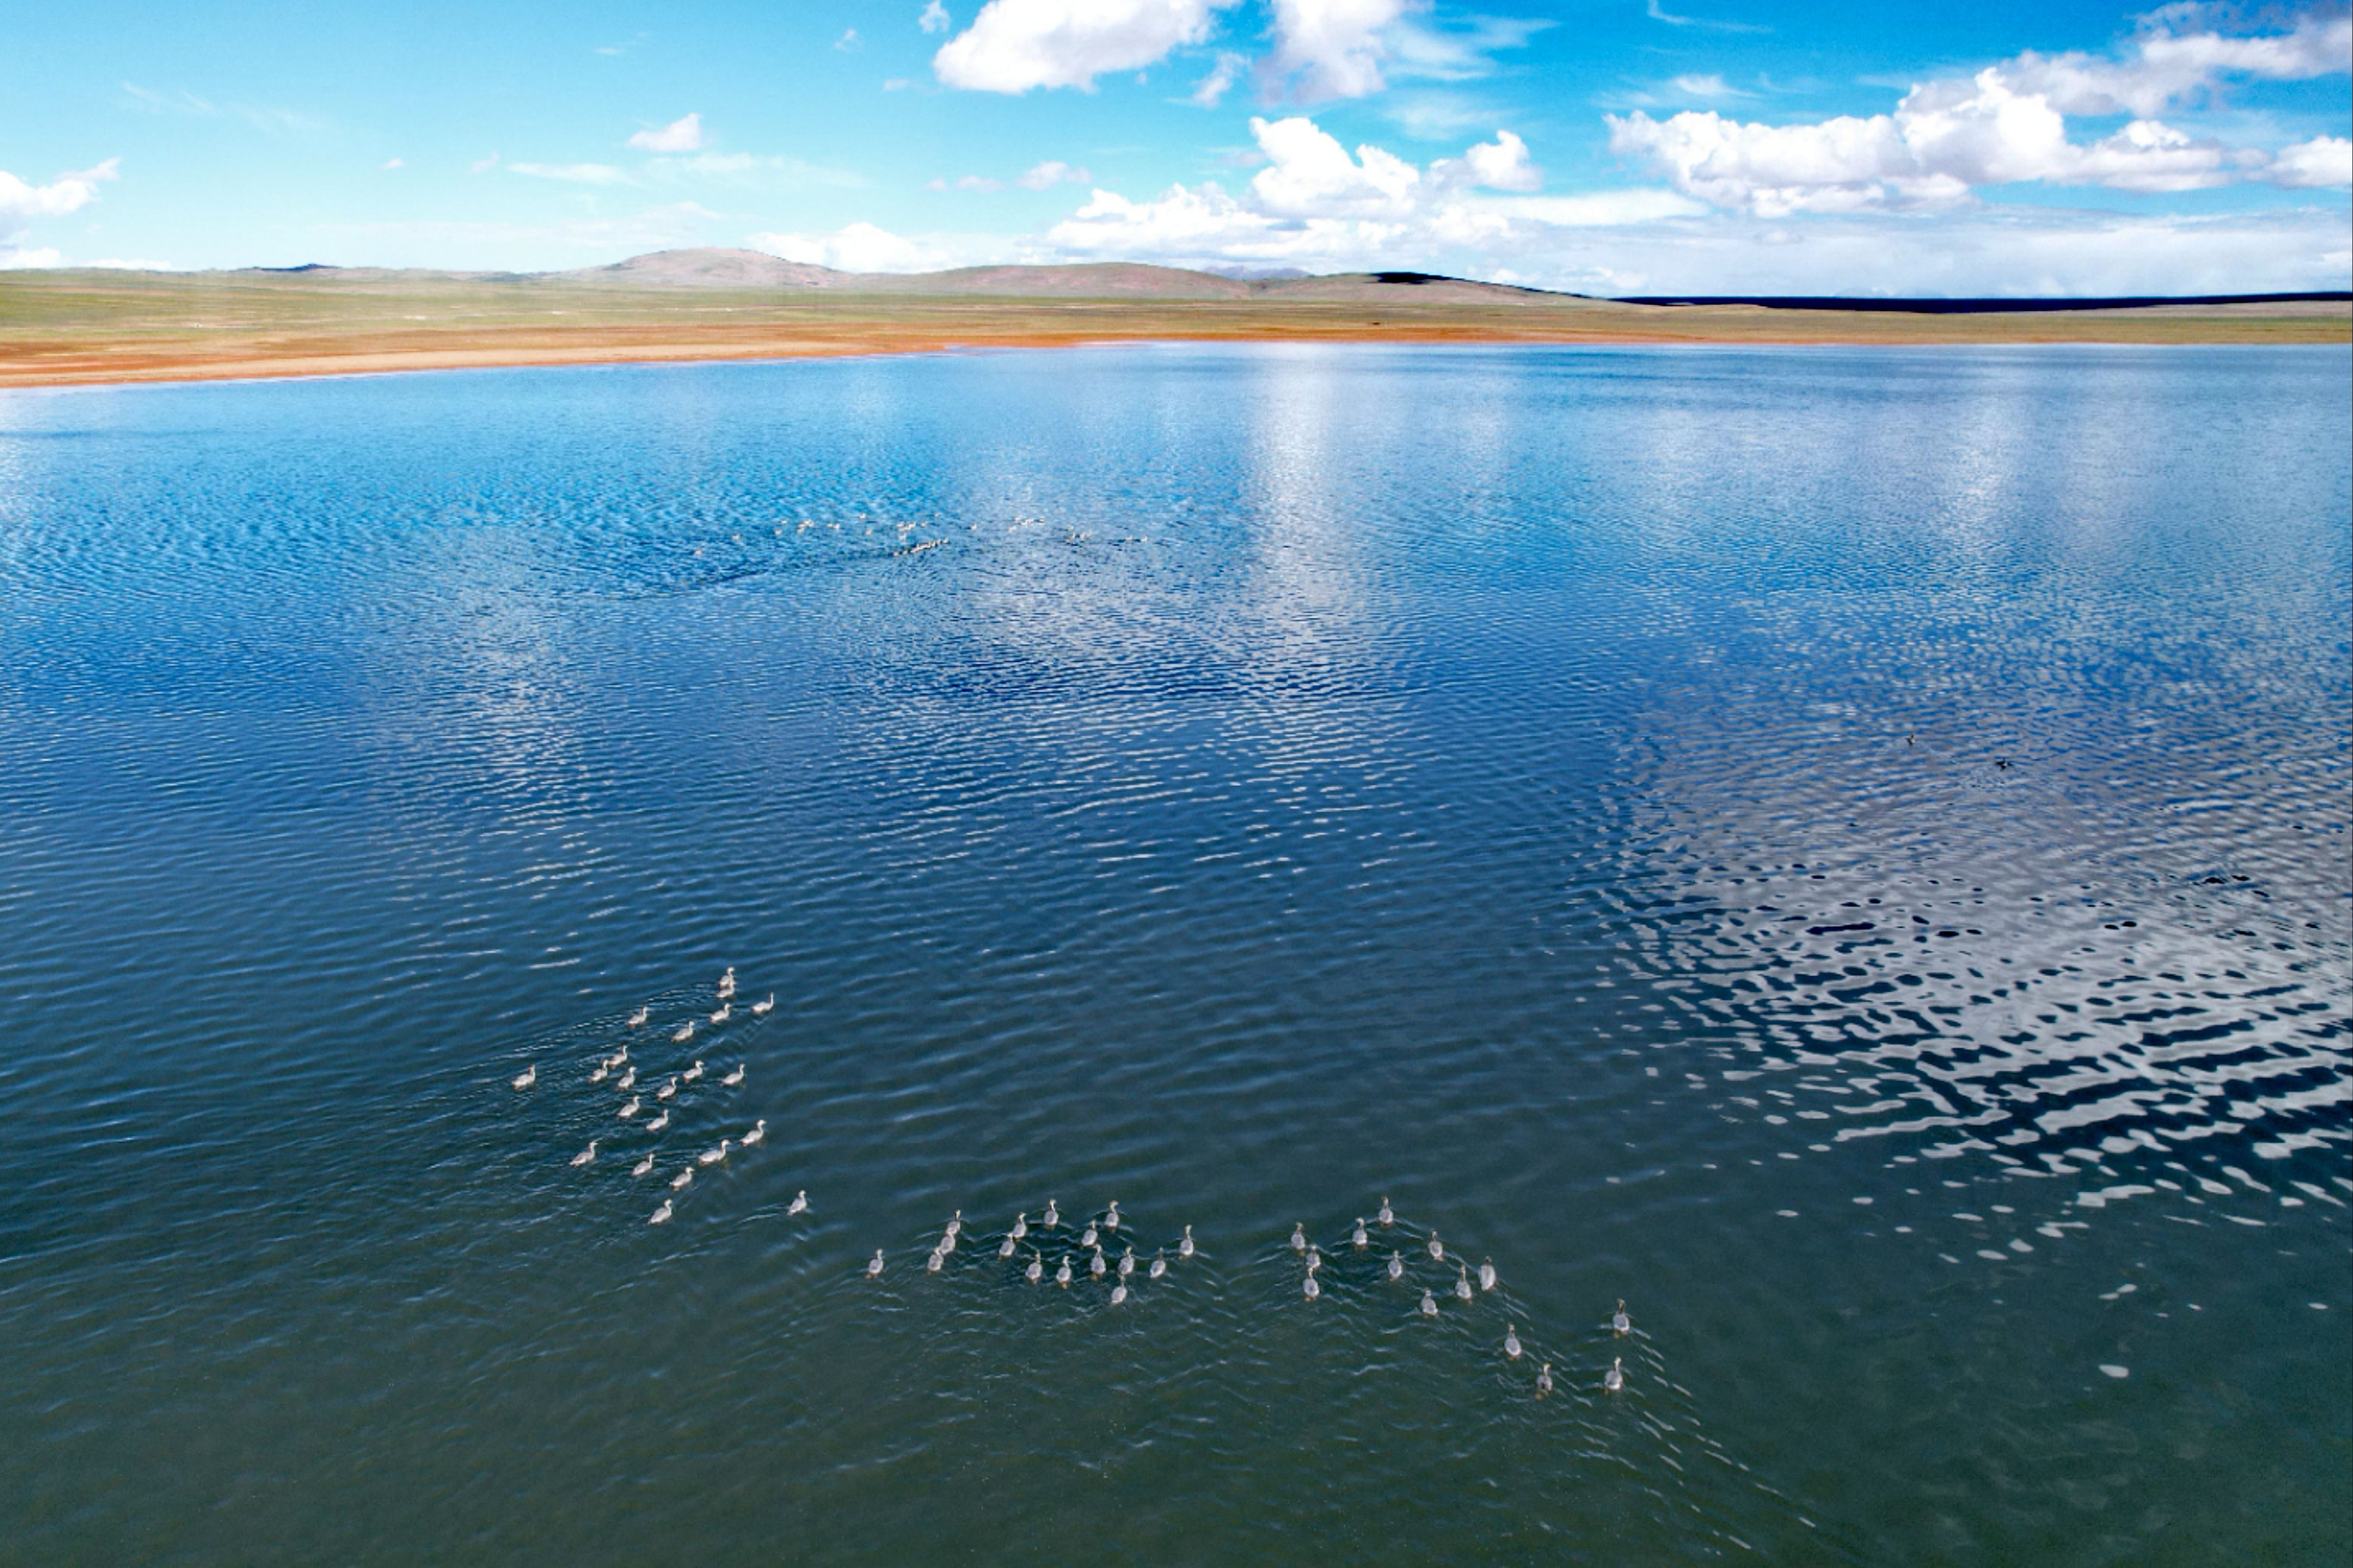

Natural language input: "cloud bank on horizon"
[6,0,2349,294]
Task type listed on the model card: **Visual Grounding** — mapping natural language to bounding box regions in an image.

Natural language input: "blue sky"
[4,1,2347,293]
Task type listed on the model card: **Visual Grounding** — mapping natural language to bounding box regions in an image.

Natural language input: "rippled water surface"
[2,345,2347,1564]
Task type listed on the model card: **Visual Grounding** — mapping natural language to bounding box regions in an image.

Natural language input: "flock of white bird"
[514,967,1636,1397]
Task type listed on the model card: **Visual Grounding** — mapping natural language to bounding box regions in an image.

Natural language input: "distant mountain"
[554,248,851,288]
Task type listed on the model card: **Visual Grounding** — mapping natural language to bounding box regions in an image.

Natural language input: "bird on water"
[649,1200,673,1225]
[681,1061,703,1083]
[867,1249,885,1278]
[1055,1257,1073,1288]
[1119,1246,1136,1279]
[1179,1224,1195,1259]
[631,1153,655,1178]
[721,1064,745,1086]
[1149,1248,1167,1280]
[743,1119,766,1148]
[709,1003,731,1025]
[1419,1289,1439,1317]
[1105,1201,1122,1231]
[616,1066,637,1091]
[671,1167,693,1191]
[1504,1324,1522,1360]
[628,1006,650,1028]
[1044,1200,1060,1228]
[697,1138,731,1166]
[1352,1219,1369,1249]
[1303,1274,1321,1301]
[1306,1246,1322,1276]
[926,1248,944,1273]
[1080,1221,1098,1249]
[512,1064,536,1091]
[646,1109,670,1132]
[717,967,736,1000]
[617,1096,642,1119]
[1387,1251,1405,1282]
[752,995,774,1016]
[673,1022,695,1044]
[1537,1363,1554,1396]
[1025,1251,1044,1284]
[1454,1265,1473,1303]
[1604,1357,1625,1393]
[1090,1247,1106,1279]
[1427,1231,1445,1263]
[1010,1213,1028,1241]
[1612,1300,1631,1335]
[1478,1259,1497,1293]
[570,1141,596,1168]
[1378,1197,1394,1227]
[657,1077,678,1102]
[1290,1223,1307,1253]
[1111,1281,1129,1306]
[788,1191,808,1216]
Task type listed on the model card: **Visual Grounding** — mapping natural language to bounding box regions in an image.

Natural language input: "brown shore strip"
[4,266,2345,390]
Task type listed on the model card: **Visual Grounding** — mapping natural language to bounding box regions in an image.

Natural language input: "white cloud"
[0,247,64,268]
[1645,0,1769,36]
[1609,12,2351,214]
[471,153,501,174]
[920,2,951,34]
[934,0,1239,93]
[749,221,952,272]
[628,113,705,153]
[381,157,405,170]
[510,162,633,185]
[2270,133,2352,189]
[836,29,862,51]
[1269,0,1414,101]
[1669,73,1747,100]
[1019,159,1094,188]
[0,160,118,254]
[1191,50,1249,106]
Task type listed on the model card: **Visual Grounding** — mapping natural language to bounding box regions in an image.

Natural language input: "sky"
[3,0,2348,294]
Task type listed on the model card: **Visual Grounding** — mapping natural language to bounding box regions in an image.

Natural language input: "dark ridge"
[245,263,341,274]
[1614,291,2353,313]
[1370,271,1451,285]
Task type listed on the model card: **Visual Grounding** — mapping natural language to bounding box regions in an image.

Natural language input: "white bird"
[926,1248,943,1273]
[743,1119,766,1148]
[1105,1201,1121,1231]
[751,995,774,1016]
[867,1249,884,1278]
[617,1096,642,1119]
[512,1064,537,1091]
[1387,1251,1405,1282]
[1427,1232,1445,1263]
[1119,1246,1135,1279]
[721,1064,745,1087]
[788,1190,808,1216]
[1080,1223,1098,1249]
[1179,1224,1194,1259]
[657,1077,678,1101]
[628,1006,650,1028]
[945,1210,962,1238]
[1479,1259,1497,1293]
[709,1003,731,1025]
[616,1066,637,1091]
[1111,1281,1128,1306]
[650,1200,673,1225]
[1604,1357,1625,1394]
[1090,1247,1106,1279]
[673,1022,695,1044]
[1026,1251,1044,1284]
[589,1065,609,1085]
[999,1234,1017,1259]
[1306,1246,1322,1276]
[1055,1257,1072,1288]
[1379,1197,1394,1227]
[1149,1248,1166,1280]
[1043,1200,1060,1228]
[631,1152,655,1177]
[939,1228,956,1255]
[1352,1219,1369,1249]
[645,1109,670,1133]
[696,1138,731,1166]
[1290,1223,1307,1253]
[1420,1288,1439,1317]
[1303,1274,1321,1301]
[1504,1324,1522,1360]
[605,1047,629,1069]
[1537,1363,1555,1396]
[570,1141,597,1167]
[681,1061,704,1083]
[1612,1300,1631,1335]
[717,967,736,1000]
[1455,1265,1474,1303]
[671,1168,693,1191]
[1010,1213,1028,1241]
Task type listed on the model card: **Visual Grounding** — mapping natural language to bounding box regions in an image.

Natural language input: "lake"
[1,344,2346,1564]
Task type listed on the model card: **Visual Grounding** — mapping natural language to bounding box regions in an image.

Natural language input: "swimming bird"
[1026,1250,1043,1283]
[512,1064,537,1091]
[571,1141,597,1168]
[631,1152,655,1178]
[606,1047,629,1069]
[751,995,774,1016]
[1604,1357,1624,1394]
[717,967,736,1000]
[939,1228,956,1256]
[646,1109,671,1132]
[1119,1246,1135,1279]
[1149,1248,1167,1280]
[1179,1224,1194,1259]
[1111,1281,1128,1306]
[650,1200,673,1225]
[1043,1200,1060,1229]
[1612,1300,1630,1335]
[616,1066,637,1091]
[1055,1257,1072,1288]
[926,1248,944,1273]
[617,1096,642,1119]
[788,1191,808,1216]
[867,1249,884,1279]
[1303,1274,1321,1301]
[1305,1246,1322,1276]
[1352,1219,1369,1249]
[628,1006,650,1028]
[1387,1250,1405,1282]
[1478,1259,1497,1293]
[999,1234,1018,1259]
[680,1060,704,1083]
[1454,1265,1473,1303]
[1428,1232,1445,1262]
[709,1003,731,1025]
[697,1138,731,1166]
[1290,1223,1307,1253]
[1419,1288,1439,1317]
[945,1210,962,1238]
[742,1119,766,1148]
[1536,1363,1554,1396]
[721,1064,745,1087]
[671,1167,693,1191]
[1504,1324,1522,1360]
[657,1077,678,1101]
[1105,1201,1121,1231]
[673,1022,695,1044]
[589,1064,609,1085]
[1090,1247,1106,1279]
[1010,1213,1028,1241]
[1079,1222,1098,1249]
[1379,1197,1394,1227]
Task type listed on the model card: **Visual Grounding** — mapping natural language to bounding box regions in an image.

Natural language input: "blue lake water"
[1,344,2347,1564]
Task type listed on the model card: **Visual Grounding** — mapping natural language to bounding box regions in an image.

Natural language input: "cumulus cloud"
[935,0,1239,92]
[1268,0,1414,101]
[920,2,952,34]
[2271,132,2353,188]
[627,113,705,153]
[750,221,952,272]
[1019,159,1094,188]
[1610,10,2353,213]
[1,160,118,260]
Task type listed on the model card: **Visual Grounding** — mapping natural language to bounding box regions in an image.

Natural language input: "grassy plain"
[3,267,2346,389]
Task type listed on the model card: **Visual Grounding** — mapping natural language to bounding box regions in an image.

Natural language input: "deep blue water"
[1,344,2347,1564]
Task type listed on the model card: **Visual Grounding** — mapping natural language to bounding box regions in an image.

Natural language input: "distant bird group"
[867,1196,1201,1311]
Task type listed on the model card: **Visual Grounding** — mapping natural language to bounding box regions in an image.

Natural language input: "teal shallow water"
[0,344,2346,1563]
